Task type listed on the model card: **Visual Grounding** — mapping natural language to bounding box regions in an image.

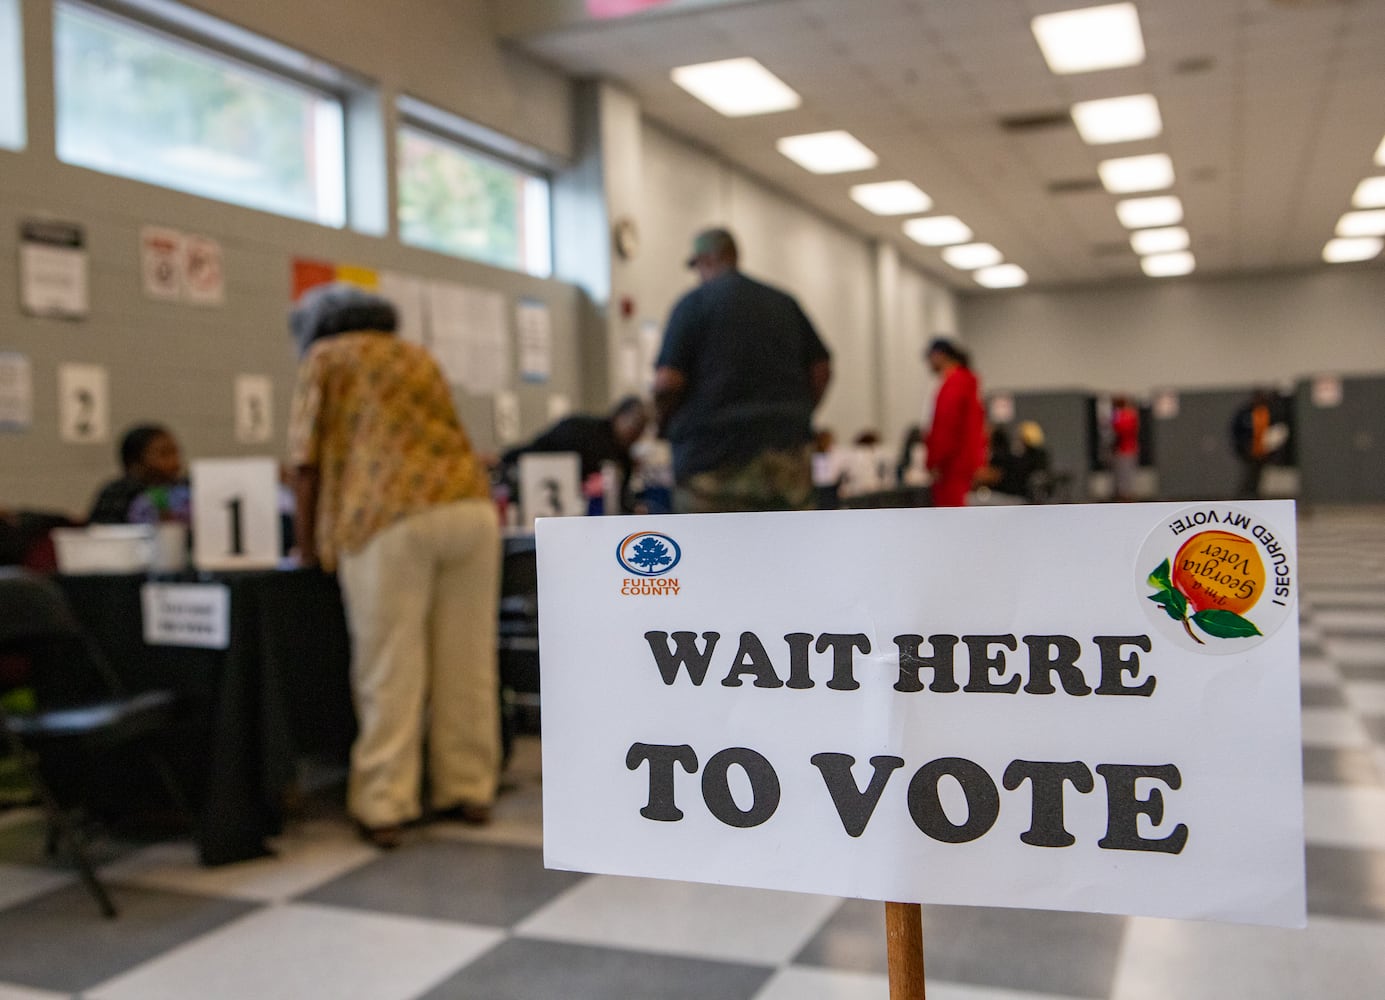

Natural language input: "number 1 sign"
[191,457,282,571]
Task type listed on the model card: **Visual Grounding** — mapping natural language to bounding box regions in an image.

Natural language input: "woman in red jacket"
[923,338,987,508]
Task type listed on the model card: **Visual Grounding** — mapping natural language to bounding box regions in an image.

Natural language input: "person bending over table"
[501,396,648,513]
[88,424,184,524]
[287,283,501,849]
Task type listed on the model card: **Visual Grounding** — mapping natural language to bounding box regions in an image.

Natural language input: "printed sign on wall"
[234,375,274,444]
[538,502,1305,928]
[58,364,109,443]
[141,226,185,301]
[0,353,33,431]
[20,220,88,319]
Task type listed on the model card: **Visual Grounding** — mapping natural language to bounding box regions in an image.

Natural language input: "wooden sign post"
[886,902,926,999]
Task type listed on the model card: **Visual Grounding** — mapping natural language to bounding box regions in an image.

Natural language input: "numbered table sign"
[191,457,282,571]
[519,452,584,529]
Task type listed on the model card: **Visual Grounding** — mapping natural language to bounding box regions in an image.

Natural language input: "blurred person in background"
[288,283,500,849]
[502,396,648,514]
[1110,395,1141,502]
[88,424,183,524]
[922,338,987,508]
[1231,388,1275,499]
[653,227,832,513]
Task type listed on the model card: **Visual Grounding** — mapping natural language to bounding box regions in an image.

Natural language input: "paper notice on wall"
[989,394,1015,424]
[58,364,109,443]
[617,340,640,390]
[334,264,379,291]
[234,375,274,444]
[0,353,33,431]
[292,258,336,300]
[183,235,225,305]
[426,282,510,394]
[495,390,522,446]
[548,394,572,422]
[1153,390,1180,420]
[638,319,662,389]
[141,226,185,301]
[20,220,88,319]
[378,271,427,345]
[517,298,553,382]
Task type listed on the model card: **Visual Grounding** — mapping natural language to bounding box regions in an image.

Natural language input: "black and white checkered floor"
[1,506,1382,1000]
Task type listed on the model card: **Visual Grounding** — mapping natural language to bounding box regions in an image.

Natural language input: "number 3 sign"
[191,457,282,571]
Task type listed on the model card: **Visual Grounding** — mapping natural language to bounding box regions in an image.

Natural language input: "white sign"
[1152,390,1180,420]
[989,394,1015,424]
[58,364,109,443]
[234,375,274,444]
[1310,375,1342,409]
[517,299,553,381]
[183,235,225,305]
[141,583,231,650]
[0,353,33,430]
[141,226,185,301]
[20,220,88,319]
[538,502,1305,927]
[520,452,583,528]
[190,457,282,571]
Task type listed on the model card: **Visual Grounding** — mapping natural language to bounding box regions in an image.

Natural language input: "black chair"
[0,568,183,918]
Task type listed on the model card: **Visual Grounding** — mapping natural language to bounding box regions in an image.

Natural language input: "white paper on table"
[517,298,553,382]
[58,364,109,443]
[20,220,88,319]
[183,235,225,305]
[234,375,274,444]
[140,226,185,301]
[539,501,1306,929]
[0,353,33,430]
[379,271,428,345]
[141,583,230,649]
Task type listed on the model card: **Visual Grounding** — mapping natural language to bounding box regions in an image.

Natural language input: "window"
[53,1,345,226]
[0,0,23,151]
[397,125,552,277]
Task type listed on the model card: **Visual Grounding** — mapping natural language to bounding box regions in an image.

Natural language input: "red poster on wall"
[586,0,673,18]
[292,258,336,300]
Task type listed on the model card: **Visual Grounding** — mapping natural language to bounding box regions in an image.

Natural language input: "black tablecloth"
[56,570,355,865]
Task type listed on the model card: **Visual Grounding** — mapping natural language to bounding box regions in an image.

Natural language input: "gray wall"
[1,0,582,515]
[961,268,1385,395]
[1296,376,1385,504]
[1151,389,1254,501]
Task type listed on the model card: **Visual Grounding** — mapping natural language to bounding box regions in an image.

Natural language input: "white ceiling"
[503,0,1385,292]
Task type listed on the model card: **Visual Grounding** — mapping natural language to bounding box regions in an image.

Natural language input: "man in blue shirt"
[653,228,832,513]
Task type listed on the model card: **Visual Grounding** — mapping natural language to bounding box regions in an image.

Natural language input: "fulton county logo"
[1135,504,1295,654]
[617,532,682,596]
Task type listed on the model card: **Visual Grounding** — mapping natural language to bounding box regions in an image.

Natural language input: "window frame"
[52,0,356,227]
[395,102,555,279]
[0,0,25,152]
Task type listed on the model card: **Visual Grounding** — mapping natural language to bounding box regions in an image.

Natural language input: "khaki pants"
[337,499,501,827]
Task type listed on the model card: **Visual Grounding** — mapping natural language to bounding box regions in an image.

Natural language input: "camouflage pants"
[675,446,815,514]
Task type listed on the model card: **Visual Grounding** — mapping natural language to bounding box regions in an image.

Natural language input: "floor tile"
[86,902,502,1000]
[1360,715,1385,744]
[1302,746,1382,786]
[100,819,377,902]
[1111,914,1385,1000]
[1343,682,1385,715]
[300,840,584,926]
[0,863,73,912]
[1306,845,1385,922]
[1300,684,1348,708]
[753,966,889,1000]
[1298,657,1338,685]
[0,883,257,993]
[1338,664,1385,683]
[414,937,772,1000]
[1299,708,1370,748]
[795,900,1126,1000]
[1323,638,1385,668]
[1313,609,1385,633]
[517,875,843,965]
[1303,785,1385,850]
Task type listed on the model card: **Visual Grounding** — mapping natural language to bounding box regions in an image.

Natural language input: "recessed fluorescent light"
[670,58,801,117]
[1336,210,1385,238]
[942,243,1004,270]
[776,131,878,174]
[903,216,973,246]
[850,181,933,215]
[1129,226,1189,255]
[1141,251,1195,277]
[1322,237,1382,263]
[1071,94,1162,145]
[1031,3,1145,75]
[1098,153,1174,194]
[1116,195,1183,229]
[974,264,1029,288]
[1352,176,1385,208]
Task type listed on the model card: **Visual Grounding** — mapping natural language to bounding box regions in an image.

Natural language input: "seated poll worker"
[653,228,832,513]
[88,423,184,524]
[501,396,648,513]
[288,283,501,849]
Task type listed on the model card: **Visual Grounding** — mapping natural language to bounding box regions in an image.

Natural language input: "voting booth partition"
[537,502,1305,997]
